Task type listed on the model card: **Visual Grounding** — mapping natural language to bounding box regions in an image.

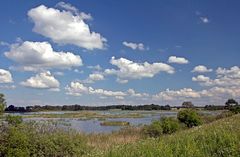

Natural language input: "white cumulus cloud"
[5,41,82,71]
[168,56,189,64]
[192,65,213,73]
[0,69,13,83]
[193,66,240,87]
[122,41,146,51]
[153,88,201,101]
[28,4,106,50]
[104,57,174,81]
[56,2,92,20]
[192,75,210,82]
[65,81,126,98]
[65,81,150,100]
[89,73,104,81]
[79,73,105,84]
[20,71,60,90]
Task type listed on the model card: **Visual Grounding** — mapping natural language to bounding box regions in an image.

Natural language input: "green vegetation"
[229,106,240,114]
[161,117,180,134]
[100,121,130,126]
[0,94,6,115]
[177,109,202,127]
[143,117,180,137]
[0,112,240,156]
[225,98,238,107]
[143,121,163,137]
[0,121,90,157]
[23,111,144,119]
[104,114,240,157]
[6,115,23,126]
[1,93,240,157]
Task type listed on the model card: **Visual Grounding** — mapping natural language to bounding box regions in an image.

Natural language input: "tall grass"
[0,113,239,156]
[0,121,90,157]
[104,114,240,157]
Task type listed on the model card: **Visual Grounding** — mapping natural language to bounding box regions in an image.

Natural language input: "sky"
[0,0,240,106]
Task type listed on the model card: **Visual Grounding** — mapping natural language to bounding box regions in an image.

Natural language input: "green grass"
[1,113,239,157]
[22,111,144,119]
[0,122,90,157]
[100,121,130,126]
[103,114,240,157]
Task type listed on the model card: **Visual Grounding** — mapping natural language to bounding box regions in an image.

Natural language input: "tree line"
[1,93,239,113]
[4,104,172,112]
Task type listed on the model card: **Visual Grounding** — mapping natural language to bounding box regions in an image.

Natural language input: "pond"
[7,110,221,133]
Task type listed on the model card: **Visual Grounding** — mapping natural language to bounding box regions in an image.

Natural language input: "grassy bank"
[103,114,240,157]
[0,113,239,156]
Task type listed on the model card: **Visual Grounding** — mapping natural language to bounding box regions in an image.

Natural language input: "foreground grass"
[1,113,239,157]
[103,114,240,157]
[0,121,142,157]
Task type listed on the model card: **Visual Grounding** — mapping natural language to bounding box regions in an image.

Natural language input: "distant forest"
[5,104,171,112]
[3,98,238,112]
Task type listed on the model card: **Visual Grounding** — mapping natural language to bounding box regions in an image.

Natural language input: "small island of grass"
[100,121,130,126]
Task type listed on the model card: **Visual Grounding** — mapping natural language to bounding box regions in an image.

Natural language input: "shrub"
[161,117,180,134]
[215,111,234,120]
[6,115,23,126]
[229,105,240,114]
[177,109,202,127]
[143,121,163,137]
[0,122,90,157]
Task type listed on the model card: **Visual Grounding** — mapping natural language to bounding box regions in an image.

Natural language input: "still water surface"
[8,110,220,133]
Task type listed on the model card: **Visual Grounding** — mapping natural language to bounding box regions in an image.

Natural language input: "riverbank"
[0,111,239,156]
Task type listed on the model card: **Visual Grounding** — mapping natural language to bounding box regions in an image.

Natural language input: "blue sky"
[0,0,239,106]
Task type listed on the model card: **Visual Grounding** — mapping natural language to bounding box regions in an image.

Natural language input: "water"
[7,110,221,133]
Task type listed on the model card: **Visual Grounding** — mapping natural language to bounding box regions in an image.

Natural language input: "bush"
[229,105,240,114]
[6,115,23,126]
[143,121,163,137]
[0,104,4,115]
[177,109,202,127]
[0,122,90,157]
[215,111,234,120]
[161,117,180,134]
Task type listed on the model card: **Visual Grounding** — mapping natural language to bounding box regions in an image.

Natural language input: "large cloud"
[153,86,240,105]
[192,66,240,87]
[104,57,174,81]
[168,56,189,64]
[28,4,106,50]
[65,81,126,99]
[20,71,60,90]
[153,88,201,101]
[65,81,149,100]
[5,41,82,71]
[153,66,240,104]
[0,69,13,83]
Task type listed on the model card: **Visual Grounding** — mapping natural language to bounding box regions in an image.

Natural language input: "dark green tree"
[177,109,202,127]
[182,101,194,108]
[225,99,238,107]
